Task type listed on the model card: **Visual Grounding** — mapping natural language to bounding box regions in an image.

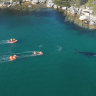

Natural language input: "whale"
[75,50,96,57]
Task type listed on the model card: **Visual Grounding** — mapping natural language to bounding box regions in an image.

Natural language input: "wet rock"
[77,8,82,15]
[46,0,54,8]
[90,21,95,26]
[74,18,79,25]
[33,0,39,4]
[64,16,70,22]
[84,20,88,24]
[28,5,32,7]
[70,6,77,14]
[89,25,96,29]
[62,7,67,10]
[79,15,87,20]
[54,5,57,9]
[58,6,60,9]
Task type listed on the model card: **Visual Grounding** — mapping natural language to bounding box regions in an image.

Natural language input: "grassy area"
[53,0,96,16]
[53,0,70,7]
[0,0,20,2]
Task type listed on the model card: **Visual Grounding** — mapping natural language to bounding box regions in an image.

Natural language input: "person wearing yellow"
[13,38,15,41]
[10,38,13,42]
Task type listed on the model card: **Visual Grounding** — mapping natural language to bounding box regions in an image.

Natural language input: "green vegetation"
[53,0,88,7]
[67,0,88,7]
[1,0,96,15]
[53,0,96,8]
[0,0,21,2]
[53,0,70,7]
[53,0,96,15]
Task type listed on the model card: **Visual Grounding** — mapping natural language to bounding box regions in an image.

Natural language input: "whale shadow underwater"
[75,50,96,57]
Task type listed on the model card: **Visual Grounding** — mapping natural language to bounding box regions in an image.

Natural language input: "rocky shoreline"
[0,2,47,11]
[0,0,96,29]
[46,0,96,30]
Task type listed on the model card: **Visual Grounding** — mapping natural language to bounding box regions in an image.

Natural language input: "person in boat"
[13,38,15,41]
[10,38,13,42]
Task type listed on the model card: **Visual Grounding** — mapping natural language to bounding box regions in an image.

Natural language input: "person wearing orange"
[10,56,14,61]
[34,52,37,55]
[39,51,43,55]
[13,38,15,41]
[10,55,17,61]
[13,55,17,59]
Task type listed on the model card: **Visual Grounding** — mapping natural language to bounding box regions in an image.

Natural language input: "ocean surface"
[0,8,96,96]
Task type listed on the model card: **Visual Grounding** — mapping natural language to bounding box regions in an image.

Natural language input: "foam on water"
[39,45,43,47]
[0,40,9,44]
[57,45,62,51]
[0,55,11,64]
[9,51,34,55]
[0,51,41,64]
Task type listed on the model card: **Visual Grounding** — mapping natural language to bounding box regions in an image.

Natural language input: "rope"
[43,51,75,55]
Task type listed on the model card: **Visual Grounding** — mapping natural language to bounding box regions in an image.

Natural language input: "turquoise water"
[0,8,96,96]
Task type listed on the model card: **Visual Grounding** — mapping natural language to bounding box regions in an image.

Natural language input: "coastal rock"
[54,5,57,9]
[13,2,16,6]
[71,9,77,14]
[62,7,67,10]
[67,10,69,13]
[39,0,46,3]
[58,9,64,13]
[17,2,20,4]
[7,5,10,7]
[22,0,26,2]
[10,0,12,4]
[89,25,96,29]
[31,1,36,4]
[78,21,84,28]
[82,9,93,14]
[79,15,87,20]
[58,6,60,9]
[90,21,95,26]
[77,8,82,15]
[83,24,89,29]
[64,10,67,14]
[28,5,32,7]
[70,6,78,14]
[0,4,2,7]
[84,20,88,24]
[46,0,54,7]
[74,18,80,25]
[47,4,51,7]
[32,0,39,4]
[67,15,76,22]
[26,0,31,1]
[51,3,54,7]
[64,16,70,22]
[83,20,89,28]
[2,3,6,6]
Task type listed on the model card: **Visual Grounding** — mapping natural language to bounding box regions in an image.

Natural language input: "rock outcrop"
[0,0,96,29]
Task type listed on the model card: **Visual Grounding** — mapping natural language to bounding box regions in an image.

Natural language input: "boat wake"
[0,55,11,64]
[17,53,40,60]
[39,45,43,47]
[9,51,40,55]
[57,45,62,51]
[0,51,41,64]
[0,40,9,44]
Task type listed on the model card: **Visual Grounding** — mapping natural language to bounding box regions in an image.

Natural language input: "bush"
[53,0,70,7]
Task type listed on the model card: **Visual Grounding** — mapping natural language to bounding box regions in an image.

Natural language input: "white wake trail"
[0,40,9,44]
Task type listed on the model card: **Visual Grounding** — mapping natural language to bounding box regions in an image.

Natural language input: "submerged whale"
[75,50,96,56]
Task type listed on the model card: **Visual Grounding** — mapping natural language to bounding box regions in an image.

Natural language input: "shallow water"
[0,8,96,96]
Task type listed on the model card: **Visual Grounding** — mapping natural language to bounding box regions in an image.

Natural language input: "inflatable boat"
[8,40,17,43]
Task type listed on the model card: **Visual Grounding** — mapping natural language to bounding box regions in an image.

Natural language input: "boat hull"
[8,40,17,43]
